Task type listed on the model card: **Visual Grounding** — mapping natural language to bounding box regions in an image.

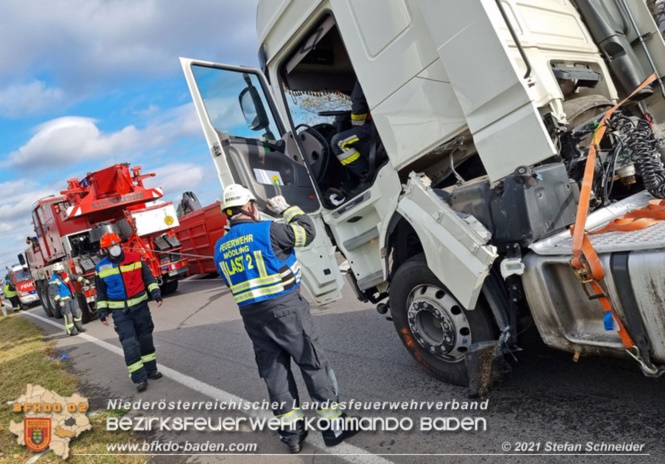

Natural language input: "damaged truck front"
[181,0,665,391]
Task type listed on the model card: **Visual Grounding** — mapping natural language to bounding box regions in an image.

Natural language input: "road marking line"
[23,310,393,464]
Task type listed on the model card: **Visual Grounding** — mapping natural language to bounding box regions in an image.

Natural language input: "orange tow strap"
[569,74,657,350]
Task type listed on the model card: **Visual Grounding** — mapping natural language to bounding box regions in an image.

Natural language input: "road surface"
[21,278,664,463]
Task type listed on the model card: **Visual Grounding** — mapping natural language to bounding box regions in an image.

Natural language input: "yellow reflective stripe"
[340,149,361,165]
[96,300,108,309]
[73,317,82,322]
[128,293,148,307]
[230,274,282,293]
[254,251,267,278]
[277,408,304,425]
[54,295,61,301]
[290,261,301,278]
[290,224,307,247]
[98,267,120,278]
[59,296,71,301]
[316,408,342,420]
[120,262,142,273]
[351,113,367,121]
[63,277,70,283]
[147,282,159,293]
[107,294,148,309]
[234,282,288,303]
[339,136,360,148]
[219,261,232,284]
[128,361,144,373]
[283,206,304,223]
[141,353,156,363]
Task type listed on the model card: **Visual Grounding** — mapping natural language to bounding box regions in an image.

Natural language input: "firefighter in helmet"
[95,232,163,392]
[48,262,90,335]
[214,184,359,453]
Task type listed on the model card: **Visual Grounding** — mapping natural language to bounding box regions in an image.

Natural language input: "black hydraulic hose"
[631,118,665,198]
[495,0,532,79]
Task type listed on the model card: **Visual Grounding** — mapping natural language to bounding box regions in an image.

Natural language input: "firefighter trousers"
[9,296,21,311]
[111,302,157,383]
[240,290,340,444]
[61,298,83,335]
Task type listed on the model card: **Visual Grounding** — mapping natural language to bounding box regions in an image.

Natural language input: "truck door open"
[180,57,345,305]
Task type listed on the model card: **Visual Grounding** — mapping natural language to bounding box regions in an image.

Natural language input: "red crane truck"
[22,163,188,321]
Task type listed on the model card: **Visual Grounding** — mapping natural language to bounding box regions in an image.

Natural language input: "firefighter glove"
[266,196,290,215]
[59,301,66,308]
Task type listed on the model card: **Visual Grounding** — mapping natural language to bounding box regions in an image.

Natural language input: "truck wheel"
[160,280,178,295]
[38,282,54,317]
[49,294,63,319]
[76,293,97,324]
[37,284,53,317]
[389,254,496,386]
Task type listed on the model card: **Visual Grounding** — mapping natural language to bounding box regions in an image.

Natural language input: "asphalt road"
[21,277,665,463]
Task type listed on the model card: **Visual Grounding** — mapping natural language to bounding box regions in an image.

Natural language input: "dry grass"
[0,314,147,463]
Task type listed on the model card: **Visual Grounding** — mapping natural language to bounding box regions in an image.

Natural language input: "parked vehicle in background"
[174,192,227,276]
[7,263,38,309]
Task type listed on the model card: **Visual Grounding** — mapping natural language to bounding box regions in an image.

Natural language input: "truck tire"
[389,254,496,386]
[562,94,612,129]
[49,293,63,319]
[38,281,54,318]
[76,293,96,323]
[160,280,179,295]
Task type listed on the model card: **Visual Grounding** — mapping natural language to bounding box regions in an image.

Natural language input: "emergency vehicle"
[24,164,188,321]
[6,263,38,308]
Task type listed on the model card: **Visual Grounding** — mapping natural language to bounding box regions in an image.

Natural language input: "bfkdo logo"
[24,418,52,452]
[10,385,92,460]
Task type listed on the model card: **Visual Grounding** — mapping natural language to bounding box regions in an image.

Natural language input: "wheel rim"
[406,284,472,361]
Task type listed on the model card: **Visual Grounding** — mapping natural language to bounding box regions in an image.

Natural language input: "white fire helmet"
[220,184,256,216]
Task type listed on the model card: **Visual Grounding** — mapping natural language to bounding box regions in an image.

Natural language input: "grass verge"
[0,314,146,463]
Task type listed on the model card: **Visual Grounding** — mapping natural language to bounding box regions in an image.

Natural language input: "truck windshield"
[285,90,350,127]
[14,269,31,281]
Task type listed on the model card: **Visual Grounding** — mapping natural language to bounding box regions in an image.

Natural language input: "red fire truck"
[23,163,188,321]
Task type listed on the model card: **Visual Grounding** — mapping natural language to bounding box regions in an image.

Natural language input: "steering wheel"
[318,110,352,118]
[293,124,331,183]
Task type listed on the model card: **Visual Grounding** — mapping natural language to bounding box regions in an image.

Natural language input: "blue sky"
[0,0,259,272]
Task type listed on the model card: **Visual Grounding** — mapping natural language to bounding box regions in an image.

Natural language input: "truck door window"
[192,65,280,141]
[187,63,320,213]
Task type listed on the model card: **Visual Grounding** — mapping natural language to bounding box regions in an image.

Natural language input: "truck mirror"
[18,253,26,266]
[239,85,269,131]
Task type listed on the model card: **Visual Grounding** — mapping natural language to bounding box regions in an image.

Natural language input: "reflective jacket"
[94,251,161,319]
[48,272,85,301]
[215,206,314,307]
[4,282,17,298]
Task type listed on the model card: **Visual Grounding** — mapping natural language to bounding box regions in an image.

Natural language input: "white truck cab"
[182,0,665,390]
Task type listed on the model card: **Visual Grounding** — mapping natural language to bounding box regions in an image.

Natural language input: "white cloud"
[0,81,65,117]
[0,0,259,116]
[8,103,202,169]
[148,163,206,197]
[0,178,55,272]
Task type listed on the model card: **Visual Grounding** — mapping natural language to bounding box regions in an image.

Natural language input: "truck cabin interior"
[278,14,388,208]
